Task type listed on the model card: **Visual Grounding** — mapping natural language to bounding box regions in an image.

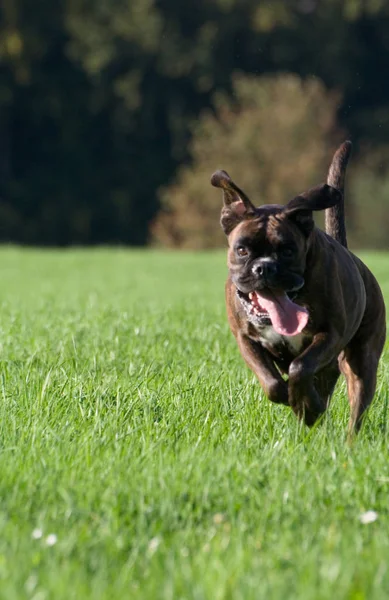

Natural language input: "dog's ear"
[211,170,256,235]
[283,184,342,236]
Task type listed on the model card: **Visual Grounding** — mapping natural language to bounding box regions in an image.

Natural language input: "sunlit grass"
[0,248,387,599]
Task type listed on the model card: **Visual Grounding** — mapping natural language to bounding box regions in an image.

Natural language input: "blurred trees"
[0,0,389,245]
[153,74,340,247]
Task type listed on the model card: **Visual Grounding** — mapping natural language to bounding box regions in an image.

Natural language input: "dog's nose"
[252,260,277,278]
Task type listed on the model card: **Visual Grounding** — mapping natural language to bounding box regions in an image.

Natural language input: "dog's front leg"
[288,331,341,425]
[237,334,289,405]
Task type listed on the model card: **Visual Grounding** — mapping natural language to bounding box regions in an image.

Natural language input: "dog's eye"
[236,246,249,257]
[280,247,294,258]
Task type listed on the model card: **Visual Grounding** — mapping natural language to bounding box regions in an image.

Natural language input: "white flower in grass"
[147,536,160,555]
[213,513,224,525]
[359,510,378,524]
[45,534,58,546]
[31,529,43,540]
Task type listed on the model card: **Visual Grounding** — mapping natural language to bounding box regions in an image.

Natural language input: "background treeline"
[1,0,389,247]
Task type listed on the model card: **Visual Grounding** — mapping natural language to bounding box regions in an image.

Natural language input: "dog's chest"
[257,326,306,356]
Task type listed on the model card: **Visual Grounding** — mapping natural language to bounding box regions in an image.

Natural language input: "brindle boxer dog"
[211,142,386,432]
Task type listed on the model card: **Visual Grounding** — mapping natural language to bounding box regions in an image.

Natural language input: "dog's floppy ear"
[283,183,342,236]
[211,170,256,235]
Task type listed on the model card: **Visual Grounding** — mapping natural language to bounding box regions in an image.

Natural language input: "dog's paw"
[267,380,289,406]
[288,381,326,425]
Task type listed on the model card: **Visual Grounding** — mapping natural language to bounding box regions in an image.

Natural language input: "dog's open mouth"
[249,290,271,314]
[238,290,272,327]
[238,289,309,336]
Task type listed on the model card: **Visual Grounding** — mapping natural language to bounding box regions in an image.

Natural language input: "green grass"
[0,247,388,599]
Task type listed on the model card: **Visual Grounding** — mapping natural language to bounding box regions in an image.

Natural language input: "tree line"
[1,0,389,246]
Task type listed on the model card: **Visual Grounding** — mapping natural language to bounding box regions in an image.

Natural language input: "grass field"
[0,248,389,599]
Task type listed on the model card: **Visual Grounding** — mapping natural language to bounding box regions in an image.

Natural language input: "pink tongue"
[255,291,309,336]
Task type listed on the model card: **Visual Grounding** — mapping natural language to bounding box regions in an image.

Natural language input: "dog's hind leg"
[340,344,382,434]
[339,266,386,434]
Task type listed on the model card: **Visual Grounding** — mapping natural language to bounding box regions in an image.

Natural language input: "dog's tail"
[325,140,352,248]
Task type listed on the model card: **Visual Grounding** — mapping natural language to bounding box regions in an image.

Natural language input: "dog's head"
[210,145,348,336]
[211,169,341,295]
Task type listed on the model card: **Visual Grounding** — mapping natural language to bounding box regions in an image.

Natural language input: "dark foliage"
[0,0,388,245]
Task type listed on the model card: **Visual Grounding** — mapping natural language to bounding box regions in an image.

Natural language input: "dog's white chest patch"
[258,326,305,356]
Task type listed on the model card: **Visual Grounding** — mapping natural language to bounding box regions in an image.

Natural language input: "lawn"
[0,247,389,599]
